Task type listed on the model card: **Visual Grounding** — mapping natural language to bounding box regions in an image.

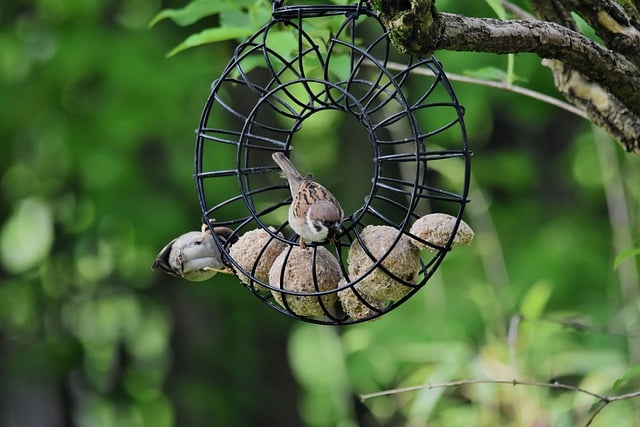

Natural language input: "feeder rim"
[272,2,374,20]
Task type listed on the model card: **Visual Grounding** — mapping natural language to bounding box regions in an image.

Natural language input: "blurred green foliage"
[1,0,639,426]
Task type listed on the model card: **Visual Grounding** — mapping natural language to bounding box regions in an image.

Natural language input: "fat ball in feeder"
[229,227,288,292]
[269,246,343,317]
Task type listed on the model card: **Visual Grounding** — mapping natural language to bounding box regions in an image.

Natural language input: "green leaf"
[167,27,256,57]
[612,364,640,391]
[520,280,552,320]
[287,325,353,425]
[484,0,506,19]
[265,29,299,60]
[149,0,235,28]
[288,324,348,390]
[0,197,54,274]
[613,247,640,270]
[326,53,352,81]
[464,66,508,82]
[229,55,268,78]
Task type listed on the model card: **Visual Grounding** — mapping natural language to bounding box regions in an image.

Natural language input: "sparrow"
[152,225,235,281]
[272,152,344,247]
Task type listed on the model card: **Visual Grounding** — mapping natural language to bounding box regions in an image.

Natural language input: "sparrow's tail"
[272,152,304,187]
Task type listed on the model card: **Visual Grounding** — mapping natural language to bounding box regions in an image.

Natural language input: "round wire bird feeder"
[195,1,471,325]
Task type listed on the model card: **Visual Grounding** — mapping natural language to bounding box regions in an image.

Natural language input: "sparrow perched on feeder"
[152,225,235,281]
[272,152,344,248]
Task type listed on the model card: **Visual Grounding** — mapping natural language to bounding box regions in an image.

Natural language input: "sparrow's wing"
[292,179,343,221]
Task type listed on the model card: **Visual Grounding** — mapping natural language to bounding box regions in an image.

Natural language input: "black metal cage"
[194,1,471,325]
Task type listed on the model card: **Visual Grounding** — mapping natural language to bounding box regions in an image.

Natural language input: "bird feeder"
[194,0,471,324]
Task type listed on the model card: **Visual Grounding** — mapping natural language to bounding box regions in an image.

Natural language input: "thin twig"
[585,389,640,426]
[360,378,640,427]
[500,0,534,19]
[586,401,610,427]
[359,378,606,401]
[445,72,586,118]
[382,60,588,119]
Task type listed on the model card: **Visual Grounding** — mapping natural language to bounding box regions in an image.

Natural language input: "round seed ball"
[229,227,287,293]
[409,213,474,251]
[269,246,342,317]
[348,225,420,301]
[337,279,387,321]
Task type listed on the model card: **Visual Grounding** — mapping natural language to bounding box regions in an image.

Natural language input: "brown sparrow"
[152,225,235,281]
[272,152,344,247]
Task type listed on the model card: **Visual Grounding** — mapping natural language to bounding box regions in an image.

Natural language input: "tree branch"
[543,58,640,154]
[529,0,578,28]
[563,0,640,67]
[375,1,640,115]
[373,0,640,154]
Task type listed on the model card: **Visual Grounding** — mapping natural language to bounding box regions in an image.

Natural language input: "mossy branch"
[373,0,640,154]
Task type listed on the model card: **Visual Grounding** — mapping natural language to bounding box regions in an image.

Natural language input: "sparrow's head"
[306,200,344,242]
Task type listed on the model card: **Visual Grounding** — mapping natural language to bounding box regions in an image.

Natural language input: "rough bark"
[373,0,640,154]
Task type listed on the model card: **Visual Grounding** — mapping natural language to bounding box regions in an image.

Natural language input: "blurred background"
[1,1,639,426]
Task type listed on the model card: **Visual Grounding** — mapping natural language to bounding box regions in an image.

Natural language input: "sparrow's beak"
[329,222,344,238]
